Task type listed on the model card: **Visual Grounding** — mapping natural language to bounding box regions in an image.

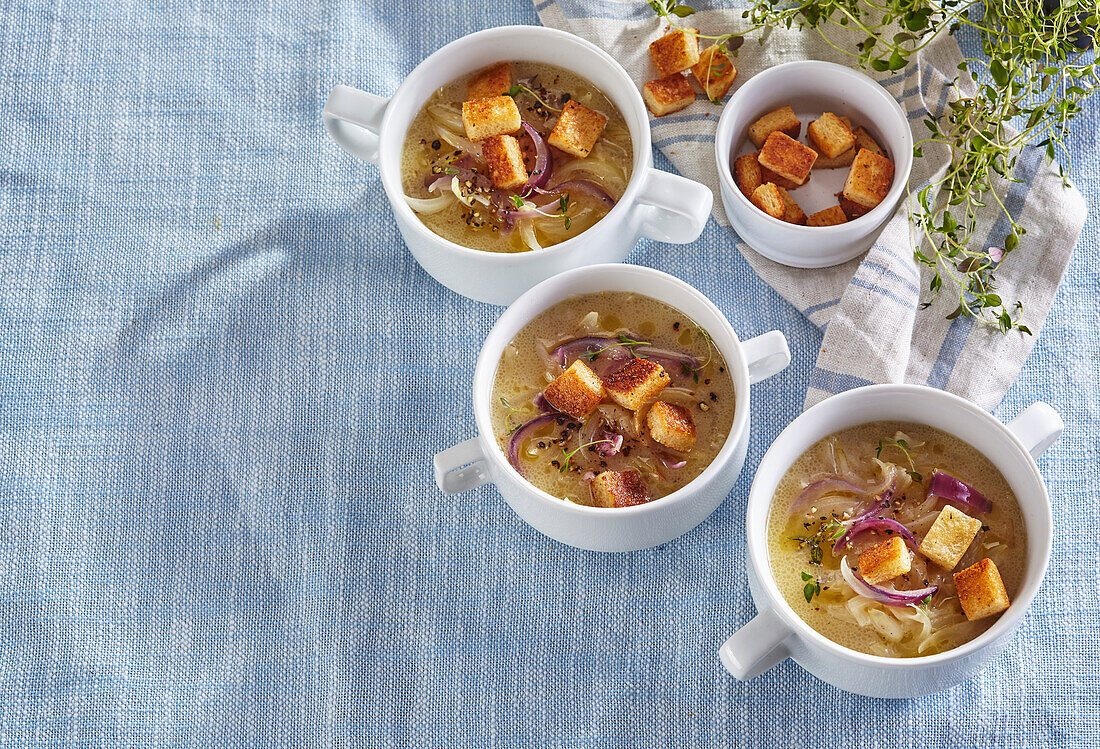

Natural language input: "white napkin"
[534,1,1086,410]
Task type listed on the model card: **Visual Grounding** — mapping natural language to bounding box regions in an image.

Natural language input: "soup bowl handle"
[632,168,714,244]
[718,607,794,680]
[1005,402,1064,460]
[323,85,390,165]
[741,331,791,385]
[433,437,491,494]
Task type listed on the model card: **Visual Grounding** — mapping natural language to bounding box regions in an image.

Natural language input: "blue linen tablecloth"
[0,1,1096,746]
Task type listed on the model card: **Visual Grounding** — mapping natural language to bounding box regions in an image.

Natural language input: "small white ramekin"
[715,61,914,268]
[719,384,1062,697]
[324,25,713,305]
[432,263,791,551]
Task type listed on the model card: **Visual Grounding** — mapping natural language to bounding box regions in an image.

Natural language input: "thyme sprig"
[876,437,922,483]
[560,439,613,473]
[509,193,573,227]
[583,334,653,361]
[505,84,562,113]
[801,571,822,602]
[649,0,1098,334]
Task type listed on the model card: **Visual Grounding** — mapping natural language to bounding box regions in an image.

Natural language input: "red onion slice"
[928,469,992,514]
[596,431,624,458]
[658,453,687,470]
[833,516,918,555]
[549,337,699,376]
[520,122,553,193]
[788,468,895,517]
[840,556,938,607]
[507,413,563,476]
[542,179,616,207]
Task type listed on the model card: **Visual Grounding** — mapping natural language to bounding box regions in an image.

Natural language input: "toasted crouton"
[806,205,848,227]
[643,74,696,117]
[857,536,912,585]
[733,153,763,197]
[759,158,803,190]
[809,143,856,169]
[646,401,696,452]
[547,100,607,158]
[543,360,604,419]
[591,470,653,508]
[843,148,895,208]
[481,135,528,190]
[750,183,785,219]
[462,96,521,142]
[808,112,856,159]
[758,131,817,186]
[853,126,884,156]
[466,62,512,101]
[920,506,983,570]
[649,28,700,77]
[954,558,1010,621]
[604,358,670,411]
[691,44,738,101]
[777,187,806,225]
[838,194,872,220]
[748,105,801,148]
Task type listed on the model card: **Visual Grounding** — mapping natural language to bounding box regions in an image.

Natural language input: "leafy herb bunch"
[650,0,1098,334]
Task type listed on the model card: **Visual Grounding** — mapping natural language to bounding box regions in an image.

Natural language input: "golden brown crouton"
[808,112,856,159]
[591,470,653,508]
[748,105,801,148]
[481,134,528,190]
[809,143,856,169]
[649,28,700,77]
[806,205,849,227]
[954,558,1010,621]
[604,358,670,411]
[466,62,513,101]
[777,187,806,225]
[642,74,696,117]
[857,536,912,585]
[920,506,983,570]
[838,194,872,220]
[462,96,522,142]
[750,183,785,220]
[691,44,737,101]
[646,401,697,452]
[547,100,607,158]
[843,148,895,208]
[543,360,605,419]
[759,158,803,190]
[852,126,884,156]
[758,131,817,186]
[733,153,763,197]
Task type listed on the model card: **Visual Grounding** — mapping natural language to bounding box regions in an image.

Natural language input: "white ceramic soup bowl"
[715,61,913,268]
[323,25,713,306]
[719,384,1062,697]
[432,263,791,551]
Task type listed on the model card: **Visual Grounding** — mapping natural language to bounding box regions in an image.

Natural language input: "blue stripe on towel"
[804,298,840,316]
[850,277,917,308]
[860,259,922,296]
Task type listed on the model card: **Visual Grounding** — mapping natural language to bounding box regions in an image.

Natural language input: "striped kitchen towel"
[533,0,1087,411]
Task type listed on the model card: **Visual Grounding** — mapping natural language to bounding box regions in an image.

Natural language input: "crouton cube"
[808,112,856,159]
[691,44,737,101]
[750,183,785,220]
[806,205,848,227]
[759,158,803,190]
[649,28,700,77]
[809,143,856,169]
[853,126,884,156]
[466,62,513,101]
[842,148,895,208]
[777,187,806,225]
[758,131,817,186]
[954,558,1011,621]
[591,470,653,508]
[733,153,762,197]
[748,105,801,148]
[838,194,871,220]
[543,360,605,419]
[603,358,670,411]
[857,536,912,585]
[547,100,607,158]
[646,401,696,452]
[481,135,528,190]
[920,506,983,570]
[643,74,695,117]
[462,96,522,142]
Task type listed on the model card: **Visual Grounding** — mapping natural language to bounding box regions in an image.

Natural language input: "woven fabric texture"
[0,0,1096,746]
